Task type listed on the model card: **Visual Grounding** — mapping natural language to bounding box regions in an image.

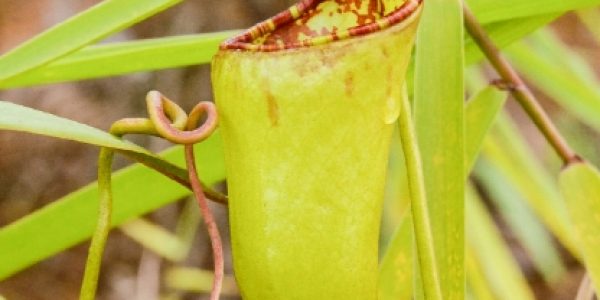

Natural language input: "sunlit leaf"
[120,218,187,262]
[164,267,238,296]
[466,247,496,300]
[379,84,507,299]
[0,101,195,187]
[0,31,238,89]
[476,159,567,283]
[465,14,558,64]
[378,213,413,300]
[0,134,225,280]
[0,101,146,153]
[0,0,181,81]
[577,9,600,43]
[505,29,600,131]
[467,186,535,300]
[482,112,580,258]
[414,0,464,298]
[466,0,600,23]
[4,16,553,89]
[464,86,507,172]
[559,162,600,292]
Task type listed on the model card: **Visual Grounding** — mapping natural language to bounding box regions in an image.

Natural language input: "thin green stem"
[397,89,443,300]
[80,148,114,300]
[118,150,228,204]
[462,3,580,166]
[80,90,222,300]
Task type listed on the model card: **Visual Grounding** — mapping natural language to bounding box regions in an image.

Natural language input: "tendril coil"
[80,91,223,300]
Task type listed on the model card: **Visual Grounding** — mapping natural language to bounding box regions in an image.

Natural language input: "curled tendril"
[80,91,223,300]
[147,91,219,144]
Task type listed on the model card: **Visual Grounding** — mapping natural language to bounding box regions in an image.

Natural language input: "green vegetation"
[1,0,600,299]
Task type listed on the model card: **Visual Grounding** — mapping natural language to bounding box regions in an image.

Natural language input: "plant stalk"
[398,89,443,300]
[79,91,222,299]
[80,148,114,300]
[462,3,580,166]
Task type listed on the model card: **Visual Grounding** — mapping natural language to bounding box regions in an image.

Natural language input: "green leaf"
[466,0,600,23]
[577,9,600,43]
[0,0,181,82]
[0,14,569,89]
[464,86,507,172]
[465,14,559,64]
[379,84,506,299]
[504,29,600,131]
[378,213,413,300]
[0,0,592,89]
[164,267,238,295]
[559,162,600,293]
[0,31,238,89]
[466,247,496,300]
[0,101,146,153]
[120,218,187,262]
[482,112,581,258]
[0,135,225,280]
[466,186,535,300]
[0,101,196,187]
[476,159,567,283]
[414,0,464,298]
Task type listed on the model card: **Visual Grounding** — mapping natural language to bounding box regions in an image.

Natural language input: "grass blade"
[0,101,205,192]
[482,112,580,258]
[379,83,507,298]
[466,246,496,300]
[120,218,187,262]
[559,162,600,292]
[0,15,567,88]
[164,267,238,296]
[476,159,567,283]
[466,0,600,23]
[0,0,181,81]
[577,9,600,43]
[465,14,559,64]
[466,186,535,300]
[464,86,507,172]
[0,31,238,89]
[0,135,225,280]
[0,101,146,153]
[378,213,414,300]
[414,0,464,298]
[504,30,600,131]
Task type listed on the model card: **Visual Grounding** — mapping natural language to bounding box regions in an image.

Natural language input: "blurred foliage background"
[0,0,599,299]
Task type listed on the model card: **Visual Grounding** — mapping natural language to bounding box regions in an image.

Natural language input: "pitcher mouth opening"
[220,0,423,51]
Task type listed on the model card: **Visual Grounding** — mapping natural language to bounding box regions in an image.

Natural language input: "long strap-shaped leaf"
[0,101,224,194]
[0,31,238,89]
[465,0,600,23]
[476,159,567,284]
[0,101,145,153]
[3,0,598,89]
[414,0,465,298]
[466,186,535,300]
[0,16,558,89]
[482,113,580,257]
[504,30,600,132]
[0,0,182,81]
[379,86,507,299]
[0,101,226,280]
[559,162,600,293]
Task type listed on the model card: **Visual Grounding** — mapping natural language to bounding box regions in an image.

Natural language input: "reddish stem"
[185,144,224,300]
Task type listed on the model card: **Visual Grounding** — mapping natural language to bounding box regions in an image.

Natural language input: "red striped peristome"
[221,0,423,51]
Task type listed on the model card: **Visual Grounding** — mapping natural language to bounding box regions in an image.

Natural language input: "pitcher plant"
[212,0,424,298]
